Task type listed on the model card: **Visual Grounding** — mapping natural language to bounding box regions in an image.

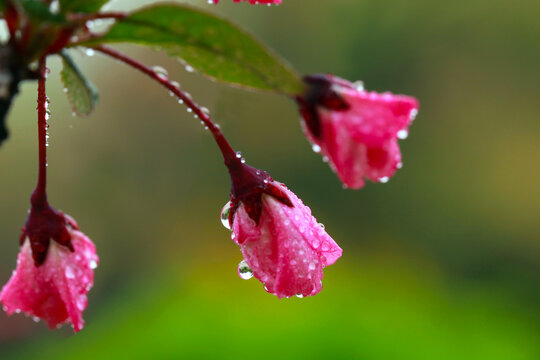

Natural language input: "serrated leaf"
[59,0,109,14]
[60,51,98,116]
[81,4,304,95]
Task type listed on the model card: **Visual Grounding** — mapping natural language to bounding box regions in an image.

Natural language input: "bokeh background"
[1,0,539,359]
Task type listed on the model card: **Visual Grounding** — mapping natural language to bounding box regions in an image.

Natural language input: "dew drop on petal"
[185,65,194,73]
[312,144,321,153]
[32,316,40,323]
[237,260,253,280]
[379,176,389,183]
[89,260,98,269]
[318,223,325,230]
[65,265,75,279]
[220,201,232,230]
[397,129,409,140]
[85,48,95,57]
[410,109,418,121]
[353,80,365,91]
[296,294,304,298]
[397,162,403,169]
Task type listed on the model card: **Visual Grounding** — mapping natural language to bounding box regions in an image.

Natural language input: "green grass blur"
[1,0,539,359]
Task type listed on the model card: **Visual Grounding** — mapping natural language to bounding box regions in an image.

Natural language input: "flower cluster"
[0,0,419,333]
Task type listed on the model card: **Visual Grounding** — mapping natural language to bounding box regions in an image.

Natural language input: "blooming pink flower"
[224,159,342,298]
[0,207,98,332]
[297,74,419,189]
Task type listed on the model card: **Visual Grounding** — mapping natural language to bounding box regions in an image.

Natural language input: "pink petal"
[0,231,98,332]
[305,77,419,189]
[232,183,342,298]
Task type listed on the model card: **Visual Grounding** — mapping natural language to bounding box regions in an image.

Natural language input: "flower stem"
[31,57,48,207]
[67,12,128,22]
[93,45,238,164]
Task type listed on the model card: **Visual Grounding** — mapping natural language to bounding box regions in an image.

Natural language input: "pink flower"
[0,206,98,332]
[223,159,342,298]
[297,74,419,189]
[212,0,282,4]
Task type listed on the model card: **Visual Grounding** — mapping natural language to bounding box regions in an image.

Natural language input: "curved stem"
[31,57,48,207]
[94,45,238,164]
[67,12,128,22]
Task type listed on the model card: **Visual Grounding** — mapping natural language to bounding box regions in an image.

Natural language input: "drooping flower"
[222,158,342,298]
[0,203,98,332]
[296,74,419,189]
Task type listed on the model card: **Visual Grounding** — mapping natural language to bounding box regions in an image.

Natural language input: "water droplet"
[296,294,304,298]
[308,263,316,271]
[231,232,236,240]
[178,99,184,104]
[32,316,40,323]
[201,107,210,115]
[89,260,98,269]
[397,129,409,140]
[220,201,232,230]
[397,162,403,169]
[65,266,75,279]
[151,66,168,80]
[85,48,95,57]
[187,108,192,113]
[235,151,242,159]
[353,81,365,91]
[185,65,195,73]
[15,308,21,314]
[237,260,253,280]
[410,109,418,121]
[322,156,329,163]
[76,296,86,311]
[379,176,389,183]
[312,144,321,153]
[318,223,325,230]
[240,158,246,164]
[171,81,180,88]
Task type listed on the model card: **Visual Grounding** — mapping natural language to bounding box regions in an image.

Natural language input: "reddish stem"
[94,45,238,164]
[31,57,48,207]
[67,12,128,22]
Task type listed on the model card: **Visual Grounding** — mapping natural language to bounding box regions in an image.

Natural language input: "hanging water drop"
[235,151,242,159]
[379,176,389,183]
[296,294,304,298]
[397,129,409,140]
[410,109,418,121]
[152,66,168,80]
[89,259,98,269]
[220,201,232,230]
[318,223,325,230]
[185,65,195,73]
[312,144,321,153]
[85,48,95,57]
[237,260,253,280]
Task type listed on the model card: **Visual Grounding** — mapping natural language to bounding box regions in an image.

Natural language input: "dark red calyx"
[23,201,76,266]
[226,157,293,226]
[295,74,351,139]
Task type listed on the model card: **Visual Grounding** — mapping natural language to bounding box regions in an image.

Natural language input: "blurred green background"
[1,0,539,359]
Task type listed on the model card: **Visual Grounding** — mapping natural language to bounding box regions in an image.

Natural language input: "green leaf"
[20,0,66,23]
[82,4,304,95]
[59,0,109,13]
[60,51,99,116]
